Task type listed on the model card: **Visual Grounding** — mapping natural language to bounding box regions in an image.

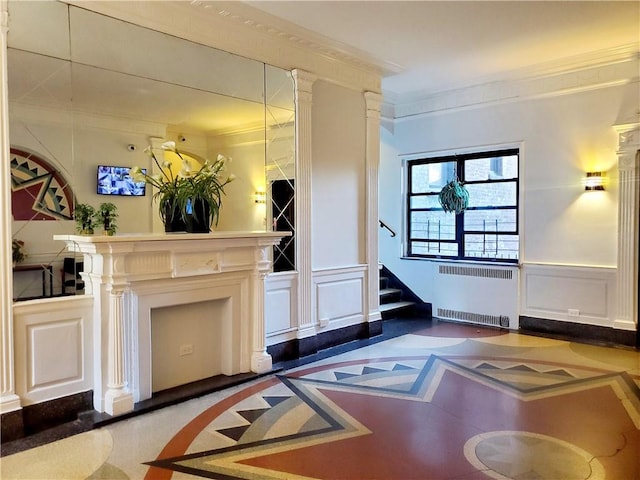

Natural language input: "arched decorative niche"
[10,147,75,221]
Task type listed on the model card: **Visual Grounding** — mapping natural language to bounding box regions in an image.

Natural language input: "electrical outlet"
[179,344,193,356]
[568,309,580,317]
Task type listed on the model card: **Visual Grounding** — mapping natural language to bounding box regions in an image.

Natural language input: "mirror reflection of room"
[8,1,295,301]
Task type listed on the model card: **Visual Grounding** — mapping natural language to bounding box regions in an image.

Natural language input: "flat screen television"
[97,165,146,196]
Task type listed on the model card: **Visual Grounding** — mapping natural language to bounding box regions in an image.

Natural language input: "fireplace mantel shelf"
[55,230,288,245]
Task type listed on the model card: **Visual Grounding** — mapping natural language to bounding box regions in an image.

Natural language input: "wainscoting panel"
[265,271,298,345]
[13,296,93,406]
[520,263,616,327]
[431,262,520,329]
[313,266,366,330]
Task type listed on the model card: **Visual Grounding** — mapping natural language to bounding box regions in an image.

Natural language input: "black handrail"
[379,220,396,237]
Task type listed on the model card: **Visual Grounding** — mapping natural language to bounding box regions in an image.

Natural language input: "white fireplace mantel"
[54,231,289,416]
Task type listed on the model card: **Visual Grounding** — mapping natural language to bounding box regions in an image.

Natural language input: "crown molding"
[200,1,401,76]
[64,0,382,93]
[10,103,166,137]
[391,44,639,119]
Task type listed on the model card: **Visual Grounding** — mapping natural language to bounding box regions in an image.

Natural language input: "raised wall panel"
[313,266,366,329]
[521,264,616,327]
[30,320,82,388]
[265,272,298,345]
[13,296,93,406]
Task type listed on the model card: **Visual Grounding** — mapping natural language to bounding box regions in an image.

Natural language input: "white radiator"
[432,264,519,329]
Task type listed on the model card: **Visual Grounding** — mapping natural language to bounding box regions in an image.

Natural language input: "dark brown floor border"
[519,315,637,348]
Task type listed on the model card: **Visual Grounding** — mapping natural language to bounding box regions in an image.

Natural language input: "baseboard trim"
[268,320,383,364]
[519,316,637,348]
[1,390,93,444]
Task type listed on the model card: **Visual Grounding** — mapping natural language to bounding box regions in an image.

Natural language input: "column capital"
[364,91,383,118]
[615,124,640,170]
[292,69,317,93]
[0,1,7,34]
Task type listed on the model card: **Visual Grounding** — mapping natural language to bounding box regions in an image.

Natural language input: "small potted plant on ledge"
[12,239,25,267]
[74,203,96,235]
[96,202,118,235]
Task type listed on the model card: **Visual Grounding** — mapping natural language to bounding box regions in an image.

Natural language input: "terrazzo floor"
[2,322,639,479]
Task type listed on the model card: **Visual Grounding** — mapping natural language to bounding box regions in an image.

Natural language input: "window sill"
[400,256,521,268]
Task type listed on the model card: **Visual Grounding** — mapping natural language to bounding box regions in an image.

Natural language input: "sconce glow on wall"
[254,191,266,204]
[584,171,605,191]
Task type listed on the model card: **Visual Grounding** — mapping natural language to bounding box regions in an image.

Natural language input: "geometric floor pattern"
[2,323,639,479]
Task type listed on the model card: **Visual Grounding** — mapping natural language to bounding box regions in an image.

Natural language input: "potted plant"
[12,239,25,267]
[438,178,470,214]
[96,202,118,235]
[132,141,234,233]
[74,203,96,234]
[131,142,186,232]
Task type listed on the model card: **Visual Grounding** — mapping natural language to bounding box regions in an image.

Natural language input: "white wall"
[210,129,269,232]
[312,81,366,269]
[381,81,637,329]
[72,127,155,234]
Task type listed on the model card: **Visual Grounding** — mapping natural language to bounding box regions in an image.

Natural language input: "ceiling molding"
[64,0,382,93]
[391,44,639,119]
[195,1,401,76]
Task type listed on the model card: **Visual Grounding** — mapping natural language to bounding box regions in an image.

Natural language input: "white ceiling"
[244,1,640,97]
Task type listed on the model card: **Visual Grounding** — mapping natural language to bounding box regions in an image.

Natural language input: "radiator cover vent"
[439,265,513,280]
[437,308,510,328]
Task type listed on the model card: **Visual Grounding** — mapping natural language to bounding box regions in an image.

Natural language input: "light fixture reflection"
[254,191,266,204]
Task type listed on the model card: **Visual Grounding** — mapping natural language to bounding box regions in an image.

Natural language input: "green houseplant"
[438,178,469,215]
[12,239,25,266]
[96,202,118,235]
[132,141,234,233]
[131,142,186,232]
[74,203,96,234]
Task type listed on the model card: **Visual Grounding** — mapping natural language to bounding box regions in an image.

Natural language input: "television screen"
[97,165,146,196]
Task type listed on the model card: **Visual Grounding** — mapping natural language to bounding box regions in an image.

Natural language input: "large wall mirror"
[8,1,295,301]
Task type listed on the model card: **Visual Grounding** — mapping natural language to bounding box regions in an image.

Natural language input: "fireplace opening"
[151,298,231,393]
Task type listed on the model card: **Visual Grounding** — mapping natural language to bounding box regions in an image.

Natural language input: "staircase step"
[380,288,402,304]
[379,300,416,313]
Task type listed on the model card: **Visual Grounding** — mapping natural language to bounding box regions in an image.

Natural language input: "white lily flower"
[161,141,176,152]
[151,174,163,183]
[162,161,172,169]
[130,166,141,176]
[227,173,236,181]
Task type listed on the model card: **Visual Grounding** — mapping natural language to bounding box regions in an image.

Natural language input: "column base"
[104,389,134,416]
[0,394,22,414]
[251,351,272,374]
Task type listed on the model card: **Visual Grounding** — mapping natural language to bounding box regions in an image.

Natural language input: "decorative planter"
[186,198,211,233]
[163,203,187,233]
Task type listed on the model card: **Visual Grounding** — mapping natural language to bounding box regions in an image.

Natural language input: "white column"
[292,69,317,340]
[614,124,640,331]
[365,92,383,324]
[0,0,21,414]
[251,246,272,373]
[104,284,134,416]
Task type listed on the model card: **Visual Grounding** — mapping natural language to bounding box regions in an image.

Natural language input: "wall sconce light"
[254,191,266,204]
[584,171,605,191]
